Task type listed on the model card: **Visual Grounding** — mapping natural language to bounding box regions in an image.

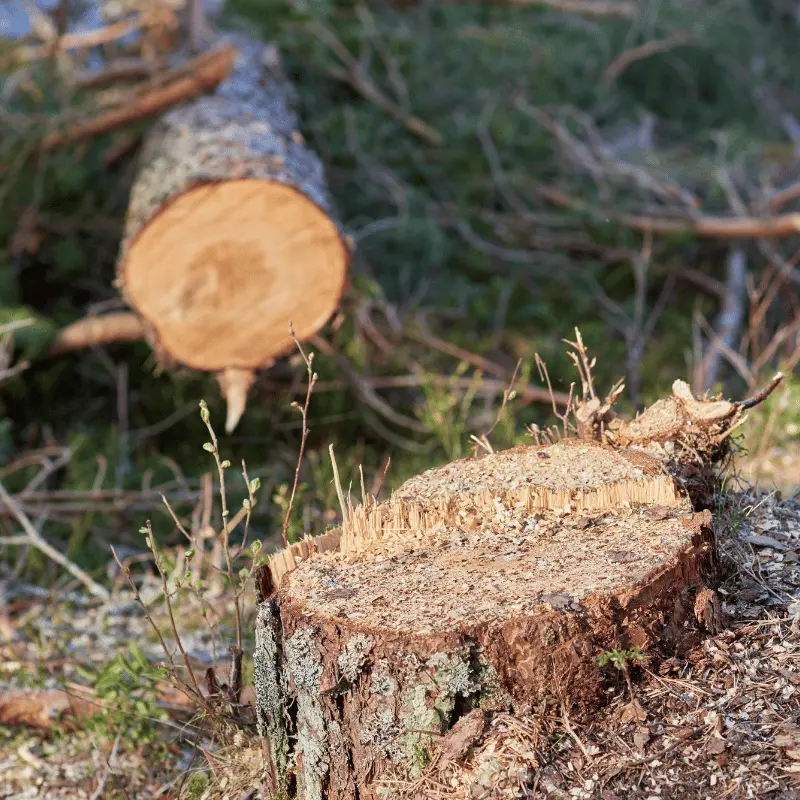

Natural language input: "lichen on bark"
[253,600,289,791]
[285,626,329,800]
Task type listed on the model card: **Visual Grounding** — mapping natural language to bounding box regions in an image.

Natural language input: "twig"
[408,325,507,378]
[371,456,391,501]
[89,732,122,800]
[472,358,523,455]
[199,403,241,649]
[537,184,800,240]
[121,527,205,701]
[535,354,571,426]
[308,20,442,146]
[14,19,143,63]
[0,318,35,335]
[501,0,636,17]
[734,373,784,410]
[560,704,592,760]
[604,33,693,83]
[282,324,318,547]
[0,480,109,599]
[769,180,800,212]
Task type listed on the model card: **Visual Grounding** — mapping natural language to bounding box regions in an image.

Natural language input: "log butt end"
[121,179,349,374]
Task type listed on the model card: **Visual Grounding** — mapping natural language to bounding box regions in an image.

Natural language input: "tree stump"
[254,440,717,799]
[117,34,350,431]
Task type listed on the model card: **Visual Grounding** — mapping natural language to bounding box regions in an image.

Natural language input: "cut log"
[253,440,717,799]
[117,34,350,431]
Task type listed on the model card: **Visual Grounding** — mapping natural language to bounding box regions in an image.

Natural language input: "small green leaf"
[202,442,215,453]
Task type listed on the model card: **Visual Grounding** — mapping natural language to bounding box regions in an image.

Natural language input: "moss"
[337,633,374,683]
[398,683,441,778]
[285,626,328,800]
[181,771,210,798]
[410,740,432,775]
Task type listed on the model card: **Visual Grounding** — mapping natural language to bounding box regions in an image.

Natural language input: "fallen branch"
[604,33,693,83]
[266,373,571,406]
[501,0,637,17]
[39,46,237,152]
[45,315,569,409]
[308,21,442,146]
[700,247,747,391]
[537,184,800,240]
[75,57,167,90]
[0,480,110,599]
[47,311,146,356]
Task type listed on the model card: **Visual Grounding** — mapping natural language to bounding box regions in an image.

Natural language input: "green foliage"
[597,647,645,672]
[182,772,211,798]
[0,306,56,358]
[75,643,168,746]
[416,362,481,460]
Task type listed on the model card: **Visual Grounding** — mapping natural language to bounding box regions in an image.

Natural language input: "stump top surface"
[394,440,678,506]
[282,505,701,635]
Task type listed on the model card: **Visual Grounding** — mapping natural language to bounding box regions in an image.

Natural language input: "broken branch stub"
[253,440,717,798]
[604,377,781,507]
[117,35,350,430]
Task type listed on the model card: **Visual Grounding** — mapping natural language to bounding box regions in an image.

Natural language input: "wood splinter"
[217,367,257,434]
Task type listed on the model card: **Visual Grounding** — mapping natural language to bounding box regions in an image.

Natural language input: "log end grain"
[122,179,348,371]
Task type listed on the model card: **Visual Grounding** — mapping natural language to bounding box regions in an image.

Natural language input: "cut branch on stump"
[253,439,717,799]
[115,35,350,431]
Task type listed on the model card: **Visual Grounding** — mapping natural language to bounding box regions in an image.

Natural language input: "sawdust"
[394,441,671,504]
